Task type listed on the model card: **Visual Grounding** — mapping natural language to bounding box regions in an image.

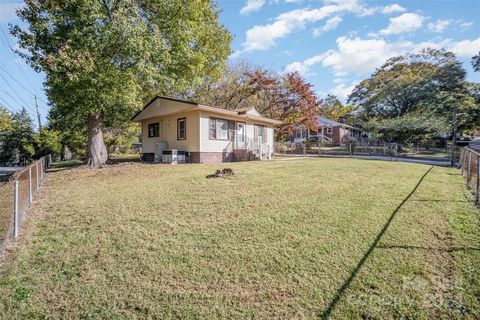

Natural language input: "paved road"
[0,167,23,176]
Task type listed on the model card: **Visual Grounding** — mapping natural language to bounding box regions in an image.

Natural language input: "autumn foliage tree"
[194,63,321,139]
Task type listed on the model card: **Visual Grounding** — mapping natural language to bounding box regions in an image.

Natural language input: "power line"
[0,63,49,106]
[0,85,24,110]
[0,25,37,94]
[0,72,36,113]
[0,95,16,113]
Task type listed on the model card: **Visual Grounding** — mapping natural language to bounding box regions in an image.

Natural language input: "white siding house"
[132,96,282,163]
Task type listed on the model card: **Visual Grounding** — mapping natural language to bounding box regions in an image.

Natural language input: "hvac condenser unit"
[162,150,186,164]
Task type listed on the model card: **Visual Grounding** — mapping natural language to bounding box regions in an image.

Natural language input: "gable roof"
[131,96,282,125]
[317,116,362,131]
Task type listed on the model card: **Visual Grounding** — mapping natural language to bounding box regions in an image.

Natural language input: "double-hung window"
[177,118,186,140]
[148,122,159,138]
[255,124,266,143]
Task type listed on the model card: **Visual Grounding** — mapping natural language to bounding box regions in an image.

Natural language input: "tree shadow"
[410,199,472,203]
[377,244,480,252]
[318,166,434,319]
[108,154,141,165]
[47,160,84,173]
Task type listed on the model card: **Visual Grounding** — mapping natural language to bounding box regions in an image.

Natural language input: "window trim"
[327,127,333,134]
[177,117,186,140]
[148,122,159,138]
[209,117,231,141]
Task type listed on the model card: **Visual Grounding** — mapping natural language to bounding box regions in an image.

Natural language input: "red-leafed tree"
[192,62,321,139]
[252,71,321,139]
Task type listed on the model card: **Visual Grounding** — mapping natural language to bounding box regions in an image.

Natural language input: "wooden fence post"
[13,180,19,238]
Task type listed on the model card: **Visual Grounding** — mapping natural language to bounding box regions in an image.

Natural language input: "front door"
[236,122,246,148]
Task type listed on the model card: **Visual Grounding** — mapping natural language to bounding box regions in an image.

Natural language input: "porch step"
[234,149,260,161]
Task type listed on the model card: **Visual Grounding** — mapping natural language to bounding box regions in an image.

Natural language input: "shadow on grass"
[47,160,84,173]
[47,155,141,173]
[318,166,434,319]
[411,199,472,203]
[108,154,141,165]
[377,244,480,252]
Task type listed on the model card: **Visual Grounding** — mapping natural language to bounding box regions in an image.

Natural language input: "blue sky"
[221,0,480,99]
[0,0,479,127]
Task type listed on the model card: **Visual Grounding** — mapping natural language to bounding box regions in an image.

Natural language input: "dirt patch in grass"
[0,159,478,319]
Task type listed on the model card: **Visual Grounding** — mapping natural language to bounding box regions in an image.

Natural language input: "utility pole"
[35,95,42,130]
[451,100,457,166]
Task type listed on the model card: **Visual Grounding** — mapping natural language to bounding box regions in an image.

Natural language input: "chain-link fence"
[460,147,479,204]
[0,155,51,254]
[274,141,459,164]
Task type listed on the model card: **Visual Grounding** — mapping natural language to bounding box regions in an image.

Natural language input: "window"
[216,119,228,140]
[209,118,230,140]
[255,124,266,143]
[295,129,303,139]
[148,122,159,138]
[327,127,333,134]
[177,118,186,140]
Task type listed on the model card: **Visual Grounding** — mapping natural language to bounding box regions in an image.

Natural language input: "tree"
[13,0,232,166]
[189,61,264,110]
[192,63,321,138]
[320,94,356,124]
[0,108,35,165]
[104,124,141,154]
[349,48,478,142]
[32,128,62,159]
[472,51,480,72]
[360,115,449,143]
[257,71,320,139]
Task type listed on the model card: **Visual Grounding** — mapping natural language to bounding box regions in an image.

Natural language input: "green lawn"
[0,158,478,319]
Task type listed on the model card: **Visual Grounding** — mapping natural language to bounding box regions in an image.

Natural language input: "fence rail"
[0,154,51,254]
[274,141,460,164]
[460,147,479,204]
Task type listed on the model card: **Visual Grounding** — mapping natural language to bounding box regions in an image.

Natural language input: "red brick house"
[292,116,364,145]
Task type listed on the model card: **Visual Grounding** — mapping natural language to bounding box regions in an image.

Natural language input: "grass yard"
[0,158,479,319]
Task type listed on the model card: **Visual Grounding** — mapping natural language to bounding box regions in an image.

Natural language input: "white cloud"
[240,0,266,15]
[382,4,406,14]
[237,0,378,54]
[449,38,480,57]
[380,13,425,35]
[284,36,480,76]
[313,16,343,37]
[428,19,451,33]
[331,81,359,100]
[0,2,19,23]
[459,21,473,31]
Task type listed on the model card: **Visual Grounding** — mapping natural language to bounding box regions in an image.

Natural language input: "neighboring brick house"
[291,116,364,145]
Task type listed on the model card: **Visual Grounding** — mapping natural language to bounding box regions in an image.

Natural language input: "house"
[132,96,282,163]
[292,116,364,145]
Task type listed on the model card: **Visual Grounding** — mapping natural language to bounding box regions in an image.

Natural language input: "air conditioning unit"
[154,142,168,163]
[162,150,186,164]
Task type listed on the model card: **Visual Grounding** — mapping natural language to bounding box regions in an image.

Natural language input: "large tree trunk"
[86,113,108,166]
